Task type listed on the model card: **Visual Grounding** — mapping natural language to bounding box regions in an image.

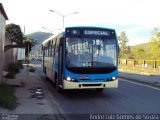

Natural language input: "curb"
[119,75,160,89]
[34,66,67,120]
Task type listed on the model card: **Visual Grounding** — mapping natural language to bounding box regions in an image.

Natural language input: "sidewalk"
[0,65,66,120]
[119,71,160,88]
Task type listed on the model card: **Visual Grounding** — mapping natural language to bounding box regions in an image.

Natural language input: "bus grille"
[82,84,102,87]
[94,79,105,81]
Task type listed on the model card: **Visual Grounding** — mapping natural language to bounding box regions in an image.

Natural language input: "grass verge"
[0,84,17,110]
[119,66,160,75]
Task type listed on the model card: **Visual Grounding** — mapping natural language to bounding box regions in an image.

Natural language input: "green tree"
[118,31,129,58]
[135,47,145,59]
[5,23,24,44]
[125,46,135,59]
[149,27,160,59]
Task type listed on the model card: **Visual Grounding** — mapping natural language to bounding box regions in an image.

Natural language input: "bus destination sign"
[66,28,115,37]
[84,30,111,36]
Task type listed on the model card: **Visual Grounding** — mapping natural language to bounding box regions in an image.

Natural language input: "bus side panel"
[51,36,60,83]
[44,56,54,80]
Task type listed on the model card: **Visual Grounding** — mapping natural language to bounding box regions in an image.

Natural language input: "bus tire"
[55,76,63,93]
[46,76,50,81]
[96,88,104,92]
[44,67,46,74]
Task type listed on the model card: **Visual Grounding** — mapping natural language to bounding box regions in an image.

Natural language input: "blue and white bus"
[42,26,118,92]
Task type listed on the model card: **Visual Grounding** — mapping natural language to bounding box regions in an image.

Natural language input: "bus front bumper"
[63,79,118,89]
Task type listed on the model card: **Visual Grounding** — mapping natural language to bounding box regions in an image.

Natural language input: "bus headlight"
[112,77,117,80]
[66,77,72,81]
[64,77,75,82]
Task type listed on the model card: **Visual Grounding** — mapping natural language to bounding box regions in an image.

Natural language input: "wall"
[0,11,6,84]
[4,37,14,70]
[0,3,8,84]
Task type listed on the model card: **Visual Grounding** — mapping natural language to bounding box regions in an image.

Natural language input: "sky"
[1,0,160,45]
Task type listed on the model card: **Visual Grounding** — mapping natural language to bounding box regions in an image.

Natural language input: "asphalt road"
[33,62,160,120]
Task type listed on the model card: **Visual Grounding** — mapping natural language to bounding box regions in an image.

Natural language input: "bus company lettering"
[84,30,109,36]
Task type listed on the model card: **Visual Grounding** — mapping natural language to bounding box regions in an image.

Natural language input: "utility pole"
[24,26,29,76]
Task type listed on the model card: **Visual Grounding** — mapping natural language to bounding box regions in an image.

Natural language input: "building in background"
[17,48,25,60]
[0,3,8,84]
[4,37,14,69]
[4,35,26,69]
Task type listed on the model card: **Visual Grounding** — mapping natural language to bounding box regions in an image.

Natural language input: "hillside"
[27,32,52,43]
[130,42,150,52]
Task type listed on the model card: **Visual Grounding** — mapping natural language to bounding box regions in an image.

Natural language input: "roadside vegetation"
[0,84,17,110]
[6,23,36,58]
[119,66,160,75]
[118,27,160,74]
[118,27,160,60]
[5,61,23,79]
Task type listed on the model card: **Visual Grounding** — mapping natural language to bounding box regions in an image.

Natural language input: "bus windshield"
[66,37,117,68]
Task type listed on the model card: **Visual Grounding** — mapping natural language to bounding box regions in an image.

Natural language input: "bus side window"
[47,42,49,56]
[59,37,63,45]
[48,41,52,57]
[55,38,59,58]
[52,39,56,57]
[45,44,48,57]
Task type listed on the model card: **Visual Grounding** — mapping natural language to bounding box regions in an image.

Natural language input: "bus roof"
[42,34,55,44]
[65,26,115,31]
[42,30,64,44]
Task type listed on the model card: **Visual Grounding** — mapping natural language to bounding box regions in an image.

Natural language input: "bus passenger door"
[57,37,64,89]
[42,45,45,73]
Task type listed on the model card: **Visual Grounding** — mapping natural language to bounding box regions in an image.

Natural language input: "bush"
[17,60,23,69]
[0,84,17,110]
[8,63,20,73]
[5,71,16,79]
[6,62,21,78]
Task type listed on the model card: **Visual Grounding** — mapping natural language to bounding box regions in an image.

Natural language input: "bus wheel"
[96,88,104,92]
[46,76,50,81]
[55,77,63,93]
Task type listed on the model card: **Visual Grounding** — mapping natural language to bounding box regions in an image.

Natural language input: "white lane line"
[120,79,160,91]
